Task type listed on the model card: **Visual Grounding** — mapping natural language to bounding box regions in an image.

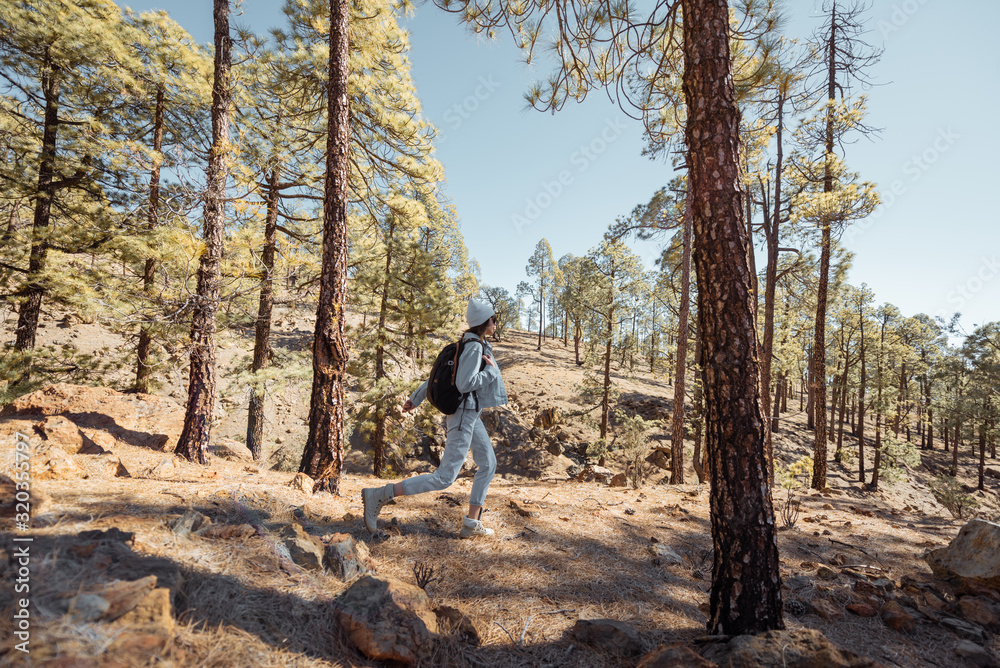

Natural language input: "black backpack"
[426,336,487,414]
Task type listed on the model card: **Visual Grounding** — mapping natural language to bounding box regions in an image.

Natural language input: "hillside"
[1,308,999,667]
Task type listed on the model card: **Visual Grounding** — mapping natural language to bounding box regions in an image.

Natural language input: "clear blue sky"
[118,0,1000,334]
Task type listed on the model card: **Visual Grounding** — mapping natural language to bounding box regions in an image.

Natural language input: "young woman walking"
[362,298,508,538]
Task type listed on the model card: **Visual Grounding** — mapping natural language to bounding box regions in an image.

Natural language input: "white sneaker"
[459,516,494,539]
[362,484,394,533]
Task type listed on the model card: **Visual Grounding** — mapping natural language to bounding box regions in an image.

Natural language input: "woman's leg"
[399,409,477,498]
[467,416,497,518]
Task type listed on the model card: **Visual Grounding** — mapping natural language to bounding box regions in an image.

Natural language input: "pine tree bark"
[14,59,61,367]
[670,194,692,485]
[174,0,230,465]
[600,300,614,438]
[135,84,166,394]
[682,0,783,634]
[979,417,987,491]
[537,277,544,350]
[857,316,867,483]
[760,94,785,446]
[246,164,281,460]
[371,217,396,477]
[574,320,582,365]
[300,0,350,493]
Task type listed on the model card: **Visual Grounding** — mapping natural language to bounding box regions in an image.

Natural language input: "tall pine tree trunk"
[300,0,350,493]
[175,0,231,464]
[683,0,783,634]
[371,218,395,477]
[979,416,987,491]
[810,6,839,489]
[574,320,582,365]
[670,193,693,485]
[246,164,281,460]
[857,322,867,483]
[760,93,785,468]
[600,301,614,438]
[135,84,166,393]
[536,279,544,350]
[14,60,61,369]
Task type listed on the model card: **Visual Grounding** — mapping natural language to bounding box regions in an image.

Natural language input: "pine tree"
[800,0,881,490]
[124,10,212,394]
[174,0,232,465]
[525,238,561,351]
[0,0,146,389]
[577,239,642,440]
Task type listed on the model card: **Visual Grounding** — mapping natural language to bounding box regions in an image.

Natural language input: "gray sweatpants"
[401,407,496,507]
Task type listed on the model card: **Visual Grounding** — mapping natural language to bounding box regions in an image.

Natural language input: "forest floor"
[2,303,999,667]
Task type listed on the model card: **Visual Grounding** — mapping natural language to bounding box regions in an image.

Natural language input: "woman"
[362,298,509,538]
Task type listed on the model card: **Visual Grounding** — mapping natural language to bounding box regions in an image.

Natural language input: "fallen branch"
[494,621,516,644]
[828,538,887,568]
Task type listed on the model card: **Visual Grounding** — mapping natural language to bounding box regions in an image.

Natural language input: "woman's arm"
[454,341,496,394]
[405,380,428,411]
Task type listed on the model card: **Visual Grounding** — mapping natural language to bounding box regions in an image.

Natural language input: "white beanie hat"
[466,298,494,328]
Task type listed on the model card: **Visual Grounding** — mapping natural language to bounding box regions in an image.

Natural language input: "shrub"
[930,475,979,519]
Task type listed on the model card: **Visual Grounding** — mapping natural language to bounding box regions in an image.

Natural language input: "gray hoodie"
[410,331,509,410]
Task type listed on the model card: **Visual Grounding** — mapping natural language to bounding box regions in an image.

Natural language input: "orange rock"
[846,603,878,618]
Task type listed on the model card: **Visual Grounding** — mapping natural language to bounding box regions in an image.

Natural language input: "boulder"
[89,453,130,478]
[571,618,642,656]
[701,629,886,668]
[0,383,184,451]
[638,644,717,668]
[533,407,561,429]
[279,523,325,571]
[34,446,85,481]
[289,472,314,493]
[117,587,174,631]
[846,603,878,618]
[648,543,684,566]
[810,598,843,621]
[925,519,1000,589]
[85,430,118,452]
[940,617,987,644]
[646,450,671,470]
[610,473,628,487]
[576,465,614,484]
[66,576,158,623]
[323,533,374,581]
[334,574,439,664]
[509,500,540,518]
[171,510,211,539]
[954,640,997,667]
[958,595,1000,631]
[35,415,86,452]
[880,600,915,633]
